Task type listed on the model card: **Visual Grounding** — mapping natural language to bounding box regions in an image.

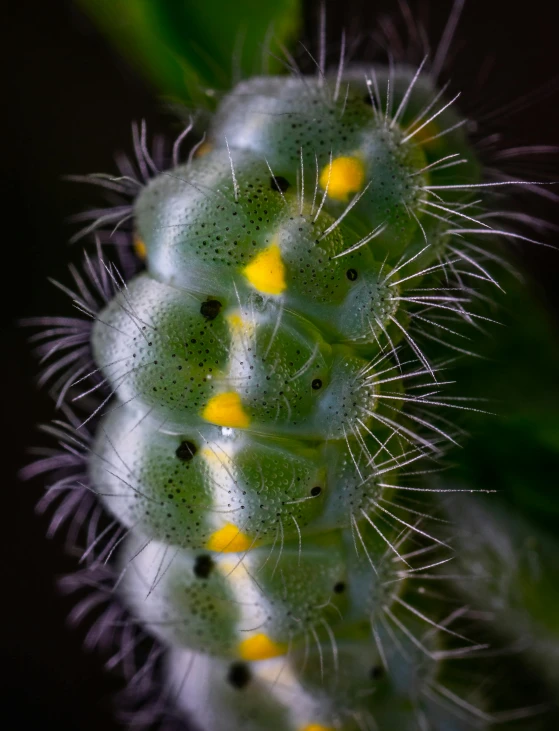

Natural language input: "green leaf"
[75,0,301,102]
[436,269,559,532]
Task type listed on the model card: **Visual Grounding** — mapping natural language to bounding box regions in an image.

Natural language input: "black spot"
[370,665,384,680]
[363,93,374,106]
[200,299,222,320]
[176,440,197,461]
[333,582,346,594]
[193,555,214,579]
[270,176,290,193]
[310,486,322,497]
[227,662,251,689]
[346,269,358,281]
[311,378,322,390]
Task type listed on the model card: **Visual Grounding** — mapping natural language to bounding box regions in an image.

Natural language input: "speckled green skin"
[89,68,482,730]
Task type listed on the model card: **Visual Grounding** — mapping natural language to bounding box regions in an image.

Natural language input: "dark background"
[2,1,559,728]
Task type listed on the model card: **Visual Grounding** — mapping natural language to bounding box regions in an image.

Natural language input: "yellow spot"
[227,310,256,339]
[300,726,335,731]
[227,312,245,332]
[319,156,365,201]
[218,559,237,574]
[194,141,213,158]
[202,392,250,428]
[238,633,287,661]
[206,523,252,553]
[243,243,286,295]
[133,235,147,260]
[200,447,220,465]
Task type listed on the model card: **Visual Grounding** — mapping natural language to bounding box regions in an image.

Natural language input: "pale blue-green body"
[88,67,483,730]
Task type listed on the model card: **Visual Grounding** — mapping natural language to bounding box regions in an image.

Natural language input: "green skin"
[118,528,393,657]
[91,272,379,437]
[90,404,387,549]
[135,151,400,347]
[89,67,484,730]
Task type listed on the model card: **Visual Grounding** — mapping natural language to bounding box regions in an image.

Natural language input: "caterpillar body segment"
[90,402,403,550]
[92,273,380,438]
[118,526,395,659]
[82,64,490,729]
[165,623,479,731]
[207,70,477,248]
[134,150,401,348]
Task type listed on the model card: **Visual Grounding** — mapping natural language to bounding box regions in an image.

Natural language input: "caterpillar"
[25,3,558,731]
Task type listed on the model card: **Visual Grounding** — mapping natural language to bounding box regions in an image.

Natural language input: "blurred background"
[2,1,559,728]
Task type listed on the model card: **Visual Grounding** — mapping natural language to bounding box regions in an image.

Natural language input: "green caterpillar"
[78,61,495,729]
[29,8,552,731]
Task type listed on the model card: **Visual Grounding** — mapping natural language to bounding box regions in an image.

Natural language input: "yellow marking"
[300,726,335,731]
[202,392,250,428]
[227,312,246,332]
[238,633,287,661]
[194,141,213,158]
[206,523,252,553]
[133,235,147,260]
[200,447,220,465]
[320,155,365,201]
[227,310,256,341]
[243,243,286,295]
[218,559,237,574]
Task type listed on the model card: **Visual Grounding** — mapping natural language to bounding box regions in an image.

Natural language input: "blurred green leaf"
[76,0,301,102]
[437,269,559,532]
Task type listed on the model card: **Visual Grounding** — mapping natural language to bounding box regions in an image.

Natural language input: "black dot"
[310,486,322,497]
[311,378,322,390]
[370,665,384,680]
[193,555,214,579]
[363,93,373,106]
[176,441,197,461]
[333,582,346,594]
[227,662,251,689]
[346,269,358,281]
[270,176,290,193]
[200,299,222,320]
